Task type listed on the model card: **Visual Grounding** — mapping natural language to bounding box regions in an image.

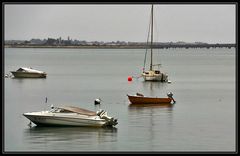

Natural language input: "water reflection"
[129,103,174,109]
[142,81,168,89]
[128,103,174,148]
[141,81,169,96]
[23,126,117,151]
[11,77,47,80]
[11,77,47,85]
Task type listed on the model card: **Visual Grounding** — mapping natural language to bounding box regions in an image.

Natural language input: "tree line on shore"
[4,38,236,49]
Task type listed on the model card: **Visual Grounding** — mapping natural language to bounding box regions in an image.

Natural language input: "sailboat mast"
[150,4,153,71]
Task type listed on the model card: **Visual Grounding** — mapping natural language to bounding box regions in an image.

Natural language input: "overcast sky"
[4,4,236,43]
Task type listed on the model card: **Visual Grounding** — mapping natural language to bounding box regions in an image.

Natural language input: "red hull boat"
[127,92,175,105]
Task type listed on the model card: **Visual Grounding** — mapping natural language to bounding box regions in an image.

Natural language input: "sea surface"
[4,48,236,152]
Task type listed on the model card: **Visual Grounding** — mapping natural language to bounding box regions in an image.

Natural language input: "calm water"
[4,48,236,152]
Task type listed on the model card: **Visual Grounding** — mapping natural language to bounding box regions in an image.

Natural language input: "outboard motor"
[96,109,118,126]
[167,92,176,104]
[94,98,101,105]
[96,109,104,116]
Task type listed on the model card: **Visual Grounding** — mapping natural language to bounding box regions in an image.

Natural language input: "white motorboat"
[11,67,47,78]
[23,106,118,127]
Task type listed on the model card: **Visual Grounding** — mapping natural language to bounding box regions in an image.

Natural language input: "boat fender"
[167,92,173,98]
[94,98,101,105]
[128,76,132,81]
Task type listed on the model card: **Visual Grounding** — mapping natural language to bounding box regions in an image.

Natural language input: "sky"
[4,4,236,43]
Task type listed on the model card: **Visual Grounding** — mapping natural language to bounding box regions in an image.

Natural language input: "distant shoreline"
[4,44,236,49]
[4,45,147,49]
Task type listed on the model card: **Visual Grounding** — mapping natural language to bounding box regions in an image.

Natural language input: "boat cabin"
[143,70,161,75]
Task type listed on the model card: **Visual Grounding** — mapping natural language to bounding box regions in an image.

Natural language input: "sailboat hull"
[143,74,162,81]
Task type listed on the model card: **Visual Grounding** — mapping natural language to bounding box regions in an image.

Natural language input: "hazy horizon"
[4,4,236,44]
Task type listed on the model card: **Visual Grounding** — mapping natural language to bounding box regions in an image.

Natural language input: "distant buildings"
[5,37,130,46]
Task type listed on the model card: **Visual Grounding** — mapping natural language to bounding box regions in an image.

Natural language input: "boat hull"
[129,103,173,108]
[11,71,47,78]
[23,112,106,127]
[127,94,172,104]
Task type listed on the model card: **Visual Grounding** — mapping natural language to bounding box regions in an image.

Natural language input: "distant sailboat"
[142,5,168,82]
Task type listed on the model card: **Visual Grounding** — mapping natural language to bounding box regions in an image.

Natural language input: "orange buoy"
[128,76,132,81]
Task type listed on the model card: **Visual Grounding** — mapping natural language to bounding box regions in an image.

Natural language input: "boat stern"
[96,110,118,127]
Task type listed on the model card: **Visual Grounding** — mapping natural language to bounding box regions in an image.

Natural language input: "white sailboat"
[142,5,168,82]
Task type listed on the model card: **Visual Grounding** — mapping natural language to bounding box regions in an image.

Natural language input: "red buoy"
[128,76,132,81]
